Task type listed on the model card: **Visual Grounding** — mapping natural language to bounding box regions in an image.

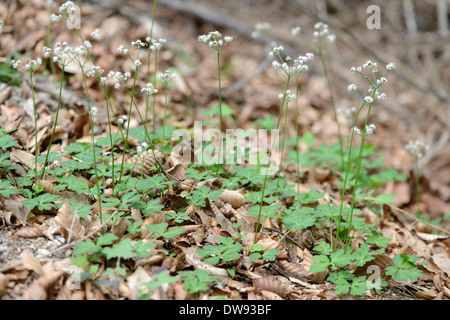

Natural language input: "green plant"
[198,31,233,177]
[335,61,395,251]
[197,236,243,265]
[178,269,218,295]
[385,254,425,282]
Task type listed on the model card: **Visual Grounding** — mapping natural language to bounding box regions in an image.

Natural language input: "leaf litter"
[0,0,449,300]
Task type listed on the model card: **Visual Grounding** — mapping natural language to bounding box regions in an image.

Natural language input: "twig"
[263,227,304,249]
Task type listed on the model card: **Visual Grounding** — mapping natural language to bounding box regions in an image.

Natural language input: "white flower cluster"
[198,31,233,51]
[41,41,86,68]
[270,45,313,77]
[313,22,335,43]
[136,141,148,154]
[141,82,158,95]
[291,26,301,37]
[352,124,376,136]
[278,90,296,102]
[86,65,104,78]
[404,140,429,158]
[146,38,166,51]
[90,106,98,116]
[107,70,131,89]
[159,70,176,87]
[251,22,271,38]
[118,115,128,125]
[90,28,101,40]
[11,58,42,74]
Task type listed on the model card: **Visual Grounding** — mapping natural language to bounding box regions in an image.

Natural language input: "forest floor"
[0,0,449,301]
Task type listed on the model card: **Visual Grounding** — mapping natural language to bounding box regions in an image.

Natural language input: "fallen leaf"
[55,200,85,241]
[432,253,450,276]
[21,250,44,277]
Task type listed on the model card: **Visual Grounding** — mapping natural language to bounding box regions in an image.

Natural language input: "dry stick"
[362,196,450,236]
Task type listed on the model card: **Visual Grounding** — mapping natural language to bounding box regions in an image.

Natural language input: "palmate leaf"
[102,238,136,260]
[282,207,316,231]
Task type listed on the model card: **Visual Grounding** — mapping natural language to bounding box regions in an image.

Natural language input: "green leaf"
[144,270,178,291]
[97,233,119,247]
[101,238,136,259]
[262,248,280,262]
[179,270,217,294]
[313,241,332,255]
[282,209,316,231]
[309,255,331,273]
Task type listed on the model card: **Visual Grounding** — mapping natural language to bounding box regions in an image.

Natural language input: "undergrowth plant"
[2,1,433,299]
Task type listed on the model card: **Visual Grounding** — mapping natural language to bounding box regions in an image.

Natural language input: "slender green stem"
[415,160,421,215]
[29,74,38,189]
[161,85,168,158]
[294,79,301,198]
[334,104,365,251]
[254,77,291,243]
[118,67,139,184]
[318,51,344,169]
[344,104,372,251]
[41,66,65,179]
[215,50,223,177]
[145,0,157,131]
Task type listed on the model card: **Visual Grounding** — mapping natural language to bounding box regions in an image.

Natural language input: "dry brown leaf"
[260,289,284,300]
[0,273,8,297]
[0,210,21,226]
[302,248,328,283]
[126,266,152,300]
[416,232,449,241]
[55,200,85,241]
[23,270,65,300]
[112,217,128,238]
[14,223,46,238]
[2,194,30,225]
[415,289,438,300]
[278,260,312,279]
[126,149,161,176]
[218,189,246,209]
[0,86,12,105]
[253,277,287,299]
[432,253,450,276]
[21,250,44,277]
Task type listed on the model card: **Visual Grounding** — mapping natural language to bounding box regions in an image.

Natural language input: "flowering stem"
[41,66,65,179]
[415,160,421,215]
[118,67,139,185]
[29,74,38,190]
[344,102,373,251]
[254,77,291,244]
[215,50,223,177]
[318,51,344,170]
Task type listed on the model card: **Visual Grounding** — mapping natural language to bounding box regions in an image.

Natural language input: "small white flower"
[377,92,387,100]
[386,62,396,70]
[291,26,301,36]
[327,34,336,42]
[134,59,142,67]
[352,126,362,136]
[90,28,101,40]
[50,13,62,22]
[114,83,121,89]
[365,124,376,135]
[90,106,98,116]
[136,145,143,154]
[364,96,374,103]
[84,40,92,49]
[404,140,428,158]
[347,83,357,92]
[305,52,314,60]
